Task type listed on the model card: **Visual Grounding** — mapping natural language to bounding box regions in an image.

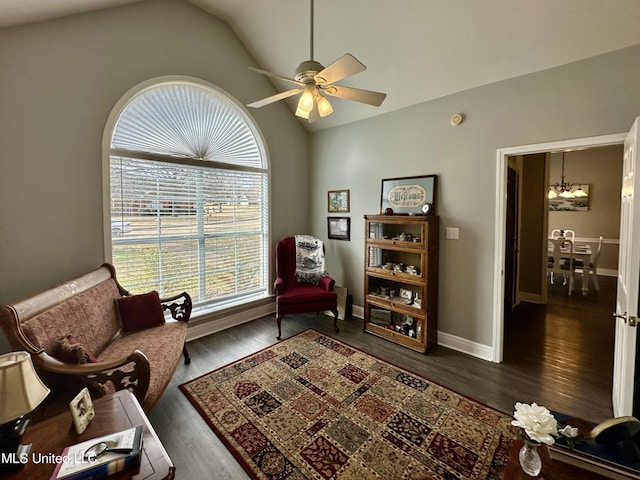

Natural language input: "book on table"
[50,425,143,480]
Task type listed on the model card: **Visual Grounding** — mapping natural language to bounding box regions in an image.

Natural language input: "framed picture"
[69,387,95,434]
[548,184,590,211]
[328,189,350,213]
[380,175,437,215]
[399,288,413,301]
[327,216,351,240]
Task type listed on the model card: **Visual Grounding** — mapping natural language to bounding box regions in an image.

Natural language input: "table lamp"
[0,351,50,471]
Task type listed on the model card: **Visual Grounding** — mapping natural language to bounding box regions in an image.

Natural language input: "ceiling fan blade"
[247,66,304,86]
[323,85,387,107]
[314,53,366,85]
[247,89,302,108]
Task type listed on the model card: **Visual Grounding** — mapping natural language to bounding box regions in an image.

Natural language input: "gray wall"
[311,44,640,348]
[2,0,640,355]
[0,1,309,350]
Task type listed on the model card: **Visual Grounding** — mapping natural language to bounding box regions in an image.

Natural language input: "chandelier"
[548,152,587,199]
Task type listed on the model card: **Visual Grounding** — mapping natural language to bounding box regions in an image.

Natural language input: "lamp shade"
[0,352,49,424]
[573,187,588,198]
[316,94,333,117]
[297,85,315,114]
[558,190,575,199]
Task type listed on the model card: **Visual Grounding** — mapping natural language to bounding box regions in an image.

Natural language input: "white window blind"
[108,81,268,310]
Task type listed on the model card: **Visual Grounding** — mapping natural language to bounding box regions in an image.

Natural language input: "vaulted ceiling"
[3,0,640,131]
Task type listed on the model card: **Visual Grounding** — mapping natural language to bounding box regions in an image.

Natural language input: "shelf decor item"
[380,174,437,215]
[364,214,439,352]
[69,387,95,435]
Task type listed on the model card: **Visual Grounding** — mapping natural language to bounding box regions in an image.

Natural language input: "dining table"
[548,242,593,295]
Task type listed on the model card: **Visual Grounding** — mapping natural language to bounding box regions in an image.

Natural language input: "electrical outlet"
[446,227,459,240]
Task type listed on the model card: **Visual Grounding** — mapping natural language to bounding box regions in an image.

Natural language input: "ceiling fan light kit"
[247,0,386,123]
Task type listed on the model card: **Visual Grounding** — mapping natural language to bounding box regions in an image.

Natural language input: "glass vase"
[518,439,542,476]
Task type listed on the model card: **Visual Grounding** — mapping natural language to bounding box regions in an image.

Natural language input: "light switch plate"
[446,227,459,240]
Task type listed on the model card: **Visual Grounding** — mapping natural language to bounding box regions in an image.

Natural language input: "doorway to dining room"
[502,142,623,421]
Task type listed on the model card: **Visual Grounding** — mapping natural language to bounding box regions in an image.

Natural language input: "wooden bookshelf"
[363,215,439,353]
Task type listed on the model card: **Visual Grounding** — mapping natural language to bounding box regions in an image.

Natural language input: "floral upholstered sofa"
[0,263,191,412]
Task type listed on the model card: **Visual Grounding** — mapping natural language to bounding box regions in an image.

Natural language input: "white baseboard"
[186,301,275,342]
[355,304,494,362]
[188,300,501,364]
[436,330,494,362]
[517,270,617,306]
[595,268,617,277]
[187,298,361,343]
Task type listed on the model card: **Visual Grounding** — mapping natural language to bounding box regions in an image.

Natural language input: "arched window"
[105,78,269,314]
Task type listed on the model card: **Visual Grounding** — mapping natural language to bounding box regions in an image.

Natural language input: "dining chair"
[550,229,576,242]
[548,238,575,295]
[548,229,565,264]
[574,236,603,291]
[548,230,562,265]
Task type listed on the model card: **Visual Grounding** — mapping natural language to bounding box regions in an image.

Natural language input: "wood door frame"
[492,133,626,363]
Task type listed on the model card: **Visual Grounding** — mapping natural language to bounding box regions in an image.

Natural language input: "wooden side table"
[2,390,174,480]
[505,440,608,480]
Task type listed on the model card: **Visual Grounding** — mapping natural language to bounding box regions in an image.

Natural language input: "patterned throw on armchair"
[274,236,339,339]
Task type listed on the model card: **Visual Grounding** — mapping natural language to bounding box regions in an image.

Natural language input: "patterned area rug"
[180,329,515,479]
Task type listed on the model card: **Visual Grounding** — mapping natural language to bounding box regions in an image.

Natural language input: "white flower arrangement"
[512,402,558,445]
[512,402,581,448]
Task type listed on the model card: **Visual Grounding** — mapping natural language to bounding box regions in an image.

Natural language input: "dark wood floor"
[504,275,616,422]
[148,274,617,479]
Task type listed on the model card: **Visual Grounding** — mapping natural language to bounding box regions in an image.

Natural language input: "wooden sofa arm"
[32,350,151,405]
[161,291,192,323]
[161,291,192,364]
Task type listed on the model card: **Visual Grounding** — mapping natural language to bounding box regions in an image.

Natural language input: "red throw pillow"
[116,291,165,333]
[55,335,97,364]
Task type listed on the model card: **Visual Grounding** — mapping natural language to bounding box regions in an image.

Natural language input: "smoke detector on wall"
[450,113,464,126]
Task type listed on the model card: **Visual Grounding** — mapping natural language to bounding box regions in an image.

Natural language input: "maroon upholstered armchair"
[274,236,339,339]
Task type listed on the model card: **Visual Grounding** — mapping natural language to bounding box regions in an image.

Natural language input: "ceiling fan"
[247,0,386,123]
